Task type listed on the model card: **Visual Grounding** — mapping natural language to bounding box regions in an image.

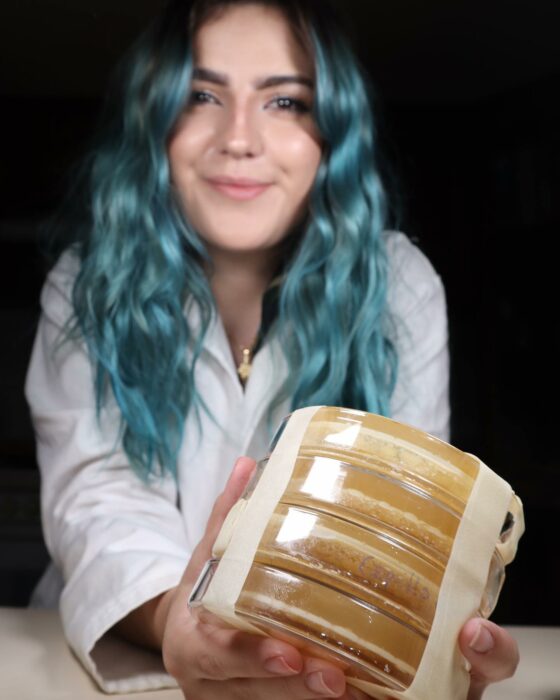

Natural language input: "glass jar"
[189,407,524,697]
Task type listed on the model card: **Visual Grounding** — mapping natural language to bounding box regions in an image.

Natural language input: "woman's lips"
[206,177,271,201]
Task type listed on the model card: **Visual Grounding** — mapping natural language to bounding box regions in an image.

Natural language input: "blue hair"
[276,7,397,414]
[59,0,396,480]
[64,2,213,478]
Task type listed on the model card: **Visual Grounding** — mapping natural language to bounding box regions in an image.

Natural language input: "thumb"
[206,456,257,542]
[223,456,258,505]
[459,618,519,699]
[183,456,256,587]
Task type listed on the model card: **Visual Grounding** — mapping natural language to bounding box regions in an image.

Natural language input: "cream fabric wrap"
[200,406,516,700]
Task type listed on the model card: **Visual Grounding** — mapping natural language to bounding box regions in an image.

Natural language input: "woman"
[25,0,519,697]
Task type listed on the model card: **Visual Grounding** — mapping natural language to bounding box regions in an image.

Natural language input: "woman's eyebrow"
[256,75,313,90]
[192,67,228,85]
[192,67,313,90]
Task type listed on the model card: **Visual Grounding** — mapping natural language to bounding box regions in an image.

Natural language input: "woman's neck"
[206,247,279,363]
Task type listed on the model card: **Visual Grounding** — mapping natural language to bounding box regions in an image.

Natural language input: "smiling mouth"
[206,178,271,201]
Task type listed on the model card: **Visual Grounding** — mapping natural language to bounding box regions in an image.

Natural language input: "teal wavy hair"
[59,0,397,480]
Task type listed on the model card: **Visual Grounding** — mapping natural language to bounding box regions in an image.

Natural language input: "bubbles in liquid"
[384,664,391,674]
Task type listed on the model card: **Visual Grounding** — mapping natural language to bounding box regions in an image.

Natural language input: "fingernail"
[306,671,340,696]
[263,655,299,675]
[469,622,495,653]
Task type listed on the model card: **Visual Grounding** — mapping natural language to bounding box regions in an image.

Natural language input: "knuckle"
[201,621,228,645]
[204,622,241,650]
[197,651,228,680]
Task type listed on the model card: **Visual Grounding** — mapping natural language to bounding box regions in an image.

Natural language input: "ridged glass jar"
[190,407,524,697]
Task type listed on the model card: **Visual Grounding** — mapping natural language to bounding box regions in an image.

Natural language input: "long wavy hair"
[58,0,397,480]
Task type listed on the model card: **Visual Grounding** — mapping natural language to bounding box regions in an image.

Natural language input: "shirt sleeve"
[25,252,185,692]
[386,232,451,442]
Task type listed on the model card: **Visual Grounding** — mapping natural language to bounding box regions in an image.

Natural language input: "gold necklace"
[237,346,253,383]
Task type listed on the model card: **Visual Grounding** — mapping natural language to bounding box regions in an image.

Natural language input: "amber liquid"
[235,408,480,691]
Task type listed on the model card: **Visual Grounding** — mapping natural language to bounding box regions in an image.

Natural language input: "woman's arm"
[25,254,189,690]
[112,588,175,651]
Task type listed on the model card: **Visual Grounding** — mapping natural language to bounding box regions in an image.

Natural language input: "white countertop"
[0,608,558,699]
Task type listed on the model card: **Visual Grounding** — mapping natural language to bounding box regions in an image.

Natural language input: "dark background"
[0,0,558,624]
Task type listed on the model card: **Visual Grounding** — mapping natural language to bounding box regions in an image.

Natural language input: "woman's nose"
[218,104,263,158]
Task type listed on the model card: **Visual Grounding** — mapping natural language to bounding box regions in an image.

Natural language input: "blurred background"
[0,0,558,624]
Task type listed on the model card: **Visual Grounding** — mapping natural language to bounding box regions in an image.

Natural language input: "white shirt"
[25,231,449,692]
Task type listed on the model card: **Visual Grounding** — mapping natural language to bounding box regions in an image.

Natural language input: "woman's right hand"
[161,456,363,700]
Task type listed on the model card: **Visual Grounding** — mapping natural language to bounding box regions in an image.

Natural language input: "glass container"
[189,407,524,697]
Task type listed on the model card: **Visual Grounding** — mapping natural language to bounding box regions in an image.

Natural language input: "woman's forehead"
[192,3,314,79]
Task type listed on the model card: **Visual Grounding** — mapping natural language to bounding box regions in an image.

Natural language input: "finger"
[187,622,303,680]
[185,623,349,689]
[224,455,258,502]
[193,655,348,699]
[164,610,298,685]
[459,618,519,691]
[205,456,256,542]
[183,456,256,584]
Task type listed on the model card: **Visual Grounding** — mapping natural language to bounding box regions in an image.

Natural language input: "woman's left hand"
[459,617,520,700]
[351,618,519,700]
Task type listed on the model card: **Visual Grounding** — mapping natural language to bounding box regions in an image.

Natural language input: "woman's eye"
[188,90,219,107]
[268,96,310,114]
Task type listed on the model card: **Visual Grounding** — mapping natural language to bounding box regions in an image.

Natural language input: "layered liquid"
[234,408,482,690]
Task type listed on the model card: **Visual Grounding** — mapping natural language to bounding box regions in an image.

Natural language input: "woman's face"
[168,3,322,261]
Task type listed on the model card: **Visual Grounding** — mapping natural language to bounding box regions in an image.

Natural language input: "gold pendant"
[237,347,252,383]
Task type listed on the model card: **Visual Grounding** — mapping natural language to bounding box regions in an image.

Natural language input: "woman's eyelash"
[187,91,310,114]
[269,96,310,113]
[188,90,218,105]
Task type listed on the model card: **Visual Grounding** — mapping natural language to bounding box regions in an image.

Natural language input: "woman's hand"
[161,456,519,700]
[460,617,520,700]
[161,456,360,700]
